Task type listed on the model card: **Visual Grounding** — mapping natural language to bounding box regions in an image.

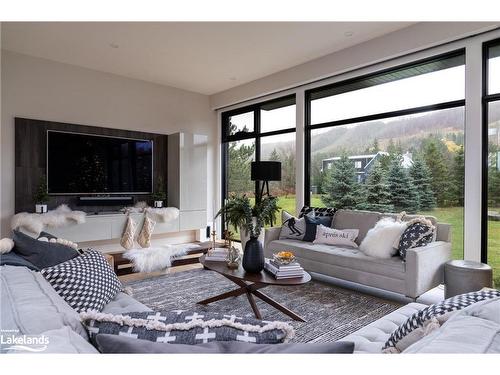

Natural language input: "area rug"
[124,268,402,343]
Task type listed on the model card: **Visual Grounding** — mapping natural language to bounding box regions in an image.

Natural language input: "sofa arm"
[264,227,281,251]
[405,241,451,298]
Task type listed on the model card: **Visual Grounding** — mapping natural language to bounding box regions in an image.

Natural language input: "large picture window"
[306,51,466,260]
[222,96,296,239]
[484,40,500,287]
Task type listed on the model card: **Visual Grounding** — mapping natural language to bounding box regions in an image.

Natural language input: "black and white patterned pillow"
[81,310,294,345]
[398,222,435,260]
[41,249,122,313]
[298,206,337,218]
[383,290,500,350]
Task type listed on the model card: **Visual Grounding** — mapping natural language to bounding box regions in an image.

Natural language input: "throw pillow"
[279,211,307,241]
[0,251,40,271]
[397,218,435,260]
[38,231,79,250]
[81,310,295,345]
[383,289,500,350]
[312,225,359,248]
[12,229,79,269]
[298,206,336,218]
[359,217,407,259]
[303,215,333,242]
[41,249,122,313]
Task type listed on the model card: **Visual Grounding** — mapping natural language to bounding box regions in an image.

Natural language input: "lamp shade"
[251,161,281,181]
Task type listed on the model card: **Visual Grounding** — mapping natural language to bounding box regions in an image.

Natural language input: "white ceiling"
[1,22,414,95]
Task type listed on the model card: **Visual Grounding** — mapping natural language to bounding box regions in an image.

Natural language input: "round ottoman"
[444,260,493,299]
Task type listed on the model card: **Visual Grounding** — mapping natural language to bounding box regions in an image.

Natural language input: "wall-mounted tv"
[47,130,153,194]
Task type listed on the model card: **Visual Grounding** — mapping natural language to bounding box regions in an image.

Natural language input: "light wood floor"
[118,263,203,283]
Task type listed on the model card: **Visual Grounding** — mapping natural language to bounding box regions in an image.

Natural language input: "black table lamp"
[251,161,281,201]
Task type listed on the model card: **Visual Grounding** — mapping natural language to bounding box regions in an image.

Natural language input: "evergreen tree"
[357,161,393,212]
[372,138,380,153]
[269,149,280,161]
[451,145,465,206]
[387,157,419,213]
[409,154,436,211]
[422,138,450,206]
[321,154,359,209]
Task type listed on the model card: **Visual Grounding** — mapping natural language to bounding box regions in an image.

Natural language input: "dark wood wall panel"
[15,117,168,213]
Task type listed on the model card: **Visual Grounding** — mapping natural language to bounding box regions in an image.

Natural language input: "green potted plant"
[34,175,50,213]
[216,195,279,273]
[152,177,167,208]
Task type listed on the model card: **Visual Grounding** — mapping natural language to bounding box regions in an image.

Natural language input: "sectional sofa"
[264,209,452,299]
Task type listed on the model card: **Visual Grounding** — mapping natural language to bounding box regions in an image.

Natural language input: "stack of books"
[264,258,304,279]
[205,248,228,262]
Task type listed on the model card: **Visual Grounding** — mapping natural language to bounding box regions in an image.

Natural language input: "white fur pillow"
[0,238,15,254]
[313,225,359,248]
[360,217,407,259]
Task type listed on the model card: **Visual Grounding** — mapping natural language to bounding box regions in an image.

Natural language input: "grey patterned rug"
[124,268,402,343]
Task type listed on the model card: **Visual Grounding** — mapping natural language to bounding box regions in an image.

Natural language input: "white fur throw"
[360,217,407,259]
[0,238,14,254]
[11,204,86,236]
[144,207,179,223]
[123,244,199,273]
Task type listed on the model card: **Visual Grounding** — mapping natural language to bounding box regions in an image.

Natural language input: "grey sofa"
[340,296,500,353]
[265,209,452,299]
[0,265,152,353]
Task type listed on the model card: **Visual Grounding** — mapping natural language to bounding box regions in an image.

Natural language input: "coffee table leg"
[253,290,306,322]
[245,292,262,319]
[197,287,247,305]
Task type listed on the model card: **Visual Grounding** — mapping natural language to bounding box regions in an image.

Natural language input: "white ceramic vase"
[35,204,48,214]
[154,201,163,208]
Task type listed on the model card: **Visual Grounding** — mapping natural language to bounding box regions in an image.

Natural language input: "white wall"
[0,50,216,237]
[210,22,499,109]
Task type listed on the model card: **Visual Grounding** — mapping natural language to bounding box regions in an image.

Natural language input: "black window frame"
[221,94,297,237]
[481,37,500,263]
[304,49,467,207]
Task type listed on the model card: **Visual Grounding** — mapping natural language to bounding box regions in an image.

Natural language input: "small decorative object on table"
[264,251,305,279]
[34,175,50,214]
[225,234,241,269]
[272,251,296,265]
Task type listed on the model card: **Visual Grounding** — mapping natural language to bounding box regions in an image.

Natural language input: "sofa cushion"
[12,229,80,269]
[299,206,337,218]
[267,239,406,280]
[303,215,333,242]
[94,334,354,353]
[0,265,88,339]
[41,249,123,313]
[338,302,427,353]
[279,211,307,241]
[403,297,500,353]
[102,292,152,314]
[331,210,382,245]
[384,289,500,350]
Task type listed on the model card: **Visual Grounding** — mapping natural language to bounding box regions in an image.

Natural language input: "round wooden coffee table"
[198,255,311,322]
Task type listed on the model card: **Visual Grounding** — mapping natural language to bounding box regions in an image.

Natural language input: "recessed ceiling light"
[109,42,120,49]
[344,31,354,37]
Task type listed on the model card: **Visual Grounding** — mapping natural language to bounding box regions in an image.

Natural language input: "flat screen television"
[47,130,153,194]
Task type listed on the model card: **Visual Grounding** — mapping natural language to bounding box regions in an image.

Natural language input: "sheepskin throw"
[80,309,295,344]
[144,207,179,223]
[359,217,407,259]
[120,216,137,250]
[11,204,86,236]
[137,216,156,248]
[0,238,14,254]
[123,244,198,273]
